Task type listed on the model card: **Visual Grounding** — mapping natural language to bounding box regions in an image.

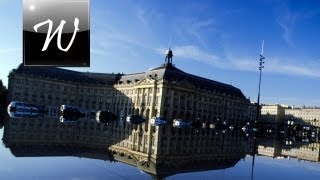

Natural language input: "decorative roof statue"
[165,48,173,65]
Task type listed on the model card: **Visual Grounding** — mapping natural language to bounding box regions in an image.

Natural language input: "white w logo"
[33,18,79,52]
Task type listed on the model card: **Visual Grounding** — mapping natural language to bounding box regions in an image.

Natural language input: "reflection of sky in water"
[1,127,320,179]
[0,129,149,179]
[169,156,320,180]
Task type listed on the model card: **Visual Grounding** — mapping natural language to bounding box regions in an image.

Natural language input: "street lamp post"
[255,41,265,124]
[252,40,265,180]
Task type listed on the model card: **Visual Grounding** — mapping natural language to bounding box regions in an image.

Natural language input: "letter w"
[33,18,79,52]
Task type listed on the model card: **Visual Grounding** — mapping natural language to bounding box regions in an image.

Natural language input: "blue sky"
[0,0,320,106]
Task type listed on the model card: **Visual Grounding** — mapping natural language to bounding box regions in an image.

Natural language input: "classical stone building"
[7,65,119,116]
[7,50,250,126]
[5,50,252,170]
[258,104,320,128]
[285,107,320,128]
[260,104,286,124]
[114,50,250,127]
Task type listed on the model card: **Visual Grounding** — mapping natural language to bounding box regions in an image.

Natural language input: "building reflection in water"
[256,137,320,162]
[2,110,320,179]
[2,114,252,179]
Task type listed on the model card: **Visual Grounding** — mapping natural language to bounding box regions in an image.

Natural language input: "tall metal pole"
[252,41,265,180]
[255,40,265,124]
[251,136,256,180]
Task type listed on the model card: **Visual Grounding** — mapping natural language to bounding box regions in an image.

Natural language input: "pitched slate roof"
[11,64,120,85]
[12,63,247,99]
[119,63,247,99]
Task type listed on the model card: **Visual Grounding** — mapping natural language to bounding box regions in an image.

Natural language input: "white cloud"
[0,48,20,54]
[135,6,164,30]
[276,5,297,47]
[90,20,148,58]
[226,48,320,78]
[156,45,320,79]
[265,58,320,77]
[277,19,294,47]
[91,48,110,56]
[228,57,257,71]
[155,45,226,68]
[91,2,320,80]
[136,8,147,27]
[173,17,216,47]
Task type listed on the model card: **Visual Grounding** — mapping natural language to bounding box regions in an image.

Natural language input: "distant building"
[285,107,320,127]
[256,138,320,162]
[260,104,287,124]
[7,49,250,126]
[258,104,320,128]
[281,142,320,162]
[257,138,282,158]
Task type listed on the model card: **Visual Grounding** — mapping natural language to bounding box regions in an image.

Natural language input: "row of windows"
[117,87,161,95]
[114,95,160,106]
[165,88,244,104]
[15,78,113,95]
[15,92,113,103]
[165,92,246,110]
[166,99,247,115]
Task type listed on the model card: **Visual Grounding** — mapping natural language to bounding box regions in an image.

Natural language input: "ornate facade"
[7,66,118,115]
[5,51,253,175]
[7,50,250,127]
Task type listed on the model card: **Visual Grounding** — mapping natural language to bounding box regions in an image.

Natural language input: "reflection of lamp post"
[252,41,265,180]
[255,41,265,125]
[251,136,256,180]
